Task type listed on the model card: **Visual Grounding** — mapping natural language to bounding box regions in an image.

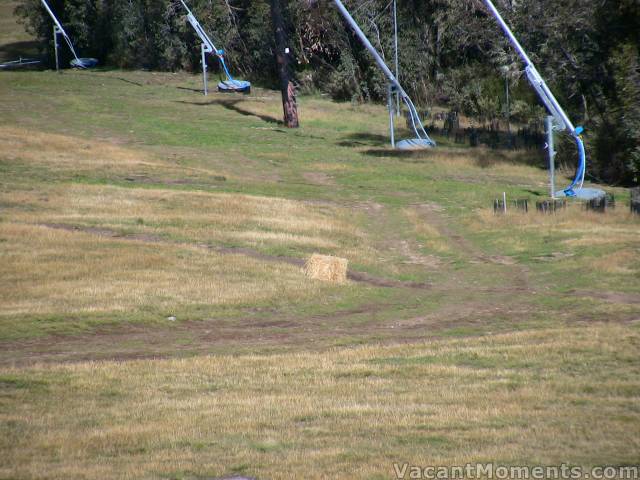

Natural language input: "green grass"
[0,65,639,478]
[1,69,638,350]
[0,3,639,477]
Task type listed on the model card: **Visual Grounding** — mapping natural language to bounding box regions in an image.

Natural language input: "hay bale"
[304,253,348,283]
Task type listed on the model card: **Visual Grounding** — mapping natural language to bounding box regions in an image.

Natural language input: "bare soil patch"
[301,171,336,186]
[571,290,640,305]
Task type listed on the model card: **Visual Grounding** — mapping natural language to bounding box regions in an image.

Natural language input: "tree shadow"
[176,86,204,94]
[76,71,144,87]
[472,148,548,170]
[176,98,283,125]
[337,132,389,148]
[113,76,144,87]
[362,148,431,159]
[0,40,41,61]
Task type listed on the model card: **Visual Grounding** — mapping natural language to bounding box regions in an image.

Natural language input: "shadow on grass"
[110,76,144,87]
[474,149,547,170]
[175,85,204,94]
[177,98,283,125]
[337,132,389,148]
[0,40,41,63]
[362,148,431,159]
[360,144,549,172]
[61,69,147,87]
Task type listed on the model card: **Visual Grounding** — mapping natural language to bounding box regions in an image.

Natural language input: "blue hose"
[216,52,234,82]
[563,134,586,197]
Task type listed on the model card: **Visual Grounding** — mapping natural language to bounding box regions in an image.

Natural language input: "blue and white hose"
[216,51,235,83]
[563,134,586,196]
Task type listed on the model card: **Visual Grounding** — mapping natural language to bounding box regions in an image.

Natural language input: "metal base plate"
[554,187,606,200]
[396,138,435,150]
[70,58,98,68]
[0,58,41,70]
[218,80,251,93]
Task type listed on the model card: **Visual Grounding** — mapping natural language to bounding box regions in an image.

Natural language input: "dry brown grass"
[0,222,322,316]
[0,121,371,249]
[0,182,366,253]
[310,162,352,172]
[0,174,370,316]
[0,125,228,181]
[403,207,451,254]
[304,253,348,283]
[591,249,639,275]
[476,203,639,229]
[412,147,546,180]
[1,324,638,479]
[474,204,640,249]
[0,123,379,324]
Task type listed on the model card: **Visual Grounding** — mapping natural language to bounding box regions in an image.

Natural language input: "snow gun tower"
[483,0,602,199]
[332,0,435,150]
[180,0,250,95]
[40,0,98,70]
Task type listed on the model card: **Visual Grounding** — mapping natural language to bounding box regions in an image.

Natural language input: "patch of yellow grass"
[403,207,451,254]
[0,183,366,255]
[0,223,321,316]
[592,249,638,275]
[421,148,545,179]
[0,125,227,180]
[477,204,637,228]
[1,324,638,479]
[1,125,154,168]
[231,230,339,249]
[474,205,640,248]
[0,180,372,316]
[311,162,351,172]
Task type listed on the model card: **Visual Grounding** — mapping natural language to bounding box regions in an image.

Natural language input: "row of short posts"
[536,199,566,213]
[585,193,615,213]
[493,192,529,214]
[494,190,640,215]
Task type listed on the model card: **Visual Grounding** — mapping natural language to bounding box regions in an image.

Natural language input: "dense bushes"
[15,0,639,185]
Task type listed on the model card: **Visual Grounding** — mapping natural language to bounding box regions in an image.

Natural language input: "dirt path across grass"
[2,199,637,366]
[412,202,532,293]
[0,203,545,367]
[39,222,432,290]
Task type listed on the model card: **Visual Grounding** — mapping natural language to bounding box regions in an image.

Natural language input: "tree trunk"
[269,0,299,128]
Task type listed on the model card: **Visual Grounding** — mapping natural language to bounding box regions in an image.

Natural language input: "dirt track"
[1,203,548,366]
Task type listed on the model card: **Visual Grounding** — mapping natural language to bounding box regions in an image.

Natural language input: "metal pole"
[201,43,208,96]
[53,26,60,72]
[482,0,534,69]
[332,0,434,146]
[393,0,400,116]
[388,83,395,148]
[483,0,585,194]
[547,116,556,199]
[482,0,575,134]
[41,0,82,65]
[505,76,510,132]
[333,0,403,95]
[41,0,66,36]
